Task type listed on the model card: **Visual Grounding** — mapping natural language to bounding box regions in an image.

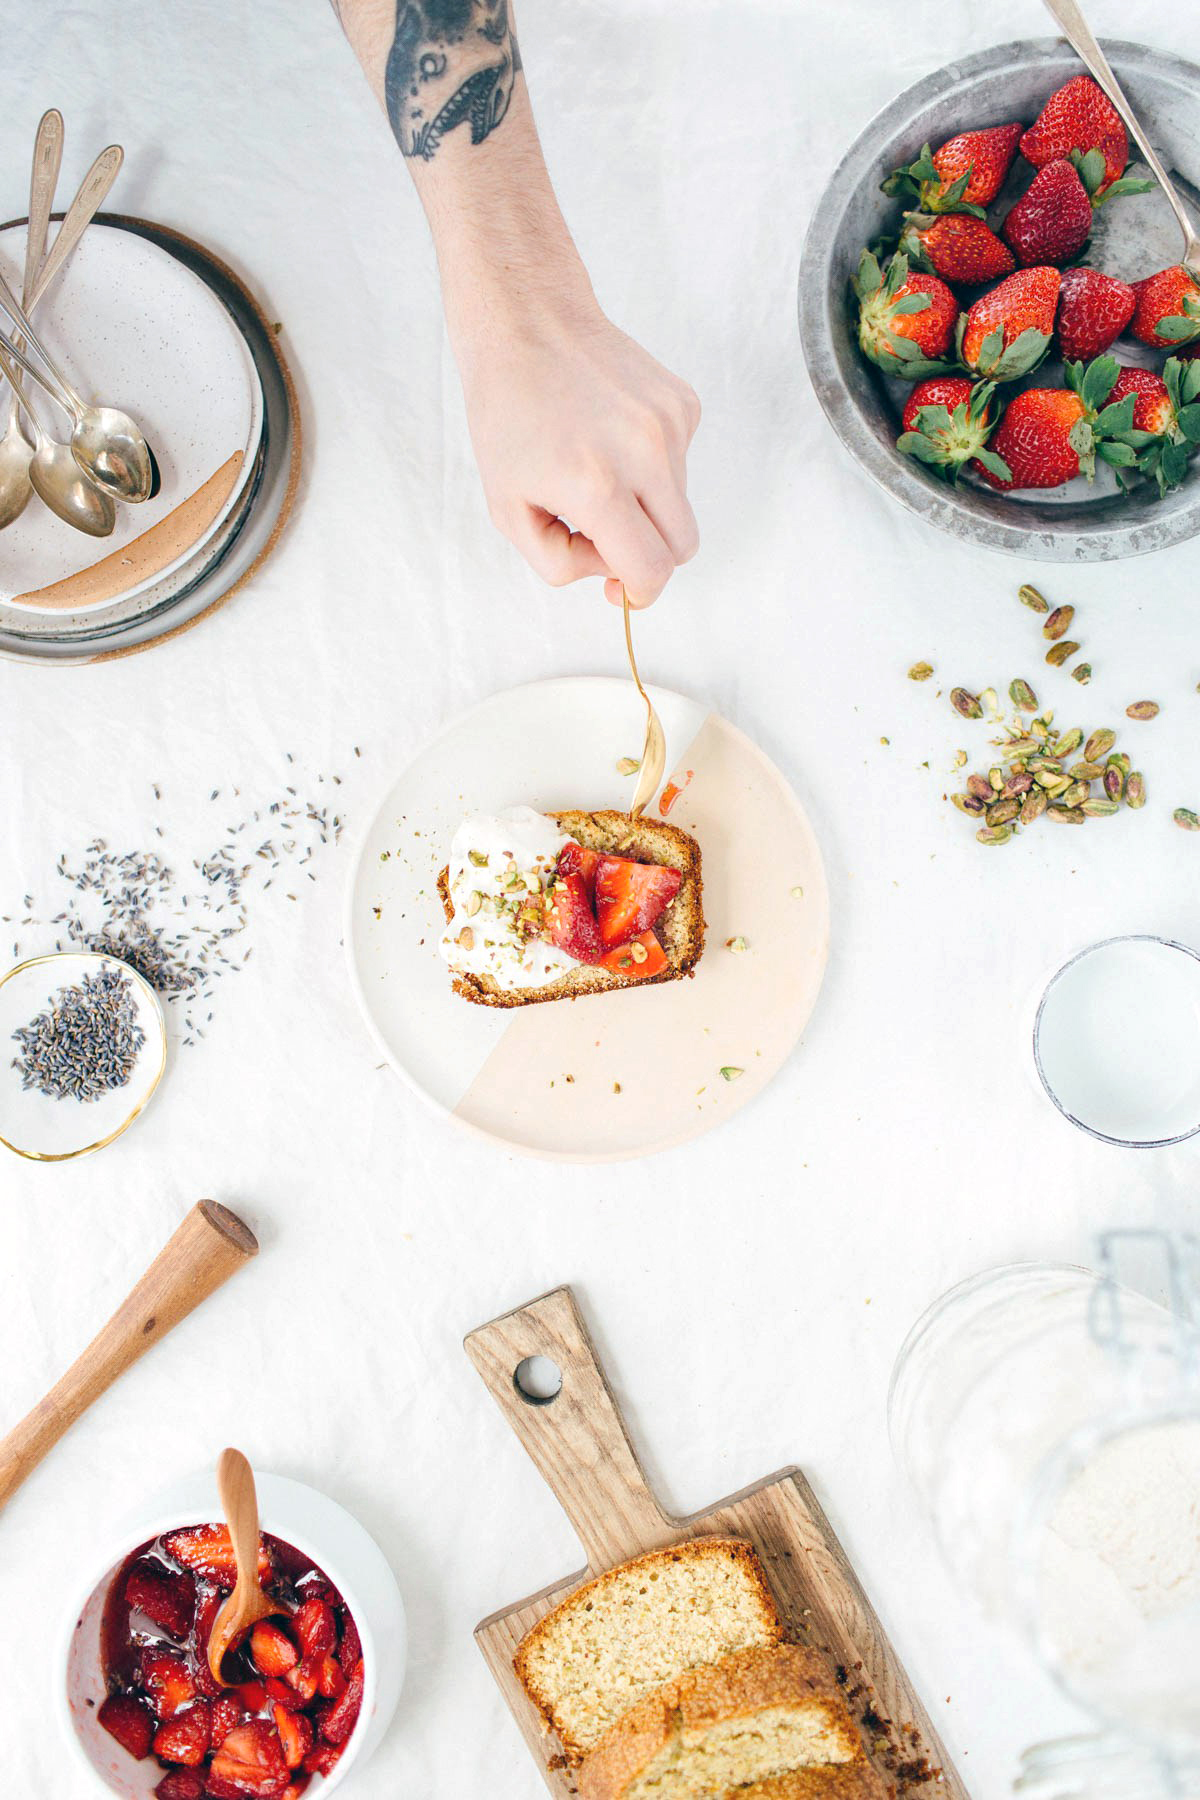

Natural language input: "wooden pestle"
[0,1200,258,1510]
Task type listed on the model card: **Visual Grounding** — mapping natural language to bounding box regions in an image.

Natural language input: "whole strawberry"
[1056,267,1136,360]
[898,378,1009,483]
[1020,75,1130,193]
[1109,367,1174,435]
[1110,357,1200,494]
[961,266,1060,381]
[1002,160,1092,267]
[899,214,1014,285]
[977,390,1089,489]
[853,250,959,377]
[883,123,1022,214]
[976,355,1133,489]
[1129,266,1200,349]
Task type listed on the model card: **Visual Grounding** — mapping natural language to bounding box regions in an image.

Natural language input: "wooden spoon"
[0,1201,257,1511]
[207,1448,290,1686]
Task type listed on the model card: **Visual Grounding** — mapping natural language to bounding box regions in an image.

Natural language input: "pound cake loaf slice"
[729,1764,890,1800]
[514,1538,781,1759]
[577,1644,868,1800]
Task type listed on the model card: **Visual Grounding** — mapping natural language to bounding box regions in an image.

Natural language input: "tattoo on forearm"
[385,0,521,160]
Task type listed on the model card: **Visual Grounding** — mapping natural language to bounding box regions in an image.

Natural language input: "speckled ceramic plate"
[346,678,831,1163]
[799,37,1200,560]
[0,219,261,610]
[0,215,299,665]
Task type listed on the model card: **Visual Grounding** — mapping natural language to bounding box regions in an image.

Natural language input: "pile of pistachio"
[948,693,1143,844]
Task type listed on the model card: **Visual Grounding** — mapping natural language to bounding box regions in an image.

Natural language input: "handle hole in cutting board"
[513,1356,562,1406]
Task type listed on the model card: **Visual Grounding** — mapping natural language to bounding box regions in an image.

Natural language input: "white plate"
[346,677,831,1162]
[0,221,262,611]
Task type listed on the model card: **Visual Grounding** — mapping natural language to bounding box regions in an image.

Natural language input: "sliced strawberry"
[282,1781,311,1799]
[208,1719,291,1799]
[338,1612,362,1679]
[232,1679,269,1715]
[154,1772,207,1800]
[283,1654,321,1705]
[599,931,669,980]
[125,1561,196,1641]
[543,870,604,963]
[249,1621,298,1678]
[264,1676,304,1711]
[301,1741,343,1778]
[141,1649,197,1721]
[273,1704,315,1770]
[210,1694,243,1748]
[290,1598,336,1661]
[316,1655,346,1701]
[153,1701,211,1766]
[318,1658,364,1747]
[557,841,601,898]
[162,1525,272,1592]
[191,1585,224,1697]
[594,856,681,948]
[98,1692,155,1760]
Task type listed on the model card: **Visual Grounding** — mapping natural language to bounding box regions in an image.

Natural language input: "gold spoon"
[206,1447,290,1687]
[1042,0,1200,273]
[622,587,666,820]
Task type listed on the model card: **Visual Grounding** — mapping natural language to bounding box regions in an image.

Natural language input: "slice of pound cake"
[730,1767,890,1800]
[577,1644,875,1800]
[514,1538,782,1760]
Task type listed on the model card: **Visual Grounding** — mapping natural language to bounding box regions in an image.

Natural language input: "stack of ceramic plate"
[0,216,295,664]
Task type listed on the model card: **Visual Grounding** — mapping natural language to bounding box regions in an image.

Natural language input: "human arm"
[331,0,700,605]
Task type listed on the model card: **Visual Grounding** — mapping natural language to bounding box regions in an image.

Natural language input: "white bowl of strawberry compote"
[799,37,1200,561]
[60,1470,406,1798]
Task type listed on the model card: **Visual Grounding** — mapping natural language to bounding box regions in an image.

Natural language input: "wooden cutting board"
[466,1287,968,1800]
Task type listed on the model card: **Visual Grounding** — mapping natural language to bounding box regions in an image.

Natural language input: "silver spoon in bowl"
[0,261,152,504]
[0,341,115,537]
[0,108,63,531]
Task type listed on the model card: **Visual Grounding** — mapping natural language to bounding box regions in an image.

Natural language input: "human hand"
[451,291,701,607]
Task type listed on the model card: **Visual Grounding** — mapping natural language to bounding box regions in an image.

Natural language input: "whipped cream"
[439,807,578,992]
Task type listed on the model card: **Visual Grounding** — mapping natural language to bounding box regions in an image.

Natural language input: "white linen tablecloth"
[2,2,1199,1793]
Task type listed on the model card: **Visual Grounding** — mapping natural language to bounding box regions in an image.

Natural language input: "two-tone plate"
[347,678,830,1162]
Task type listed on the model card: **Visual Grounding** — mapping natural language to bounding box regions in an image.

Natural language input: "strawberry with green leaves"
[1129,266,1200,350]
[960,266,1060,381]
[1055,267,1136,360]
[1001,159,1093,266]
[1107,358,1200,494]
[897,378,1009,483]
[883,123,1022,214]
[976,354,1136,489]
[898,213,1014,285]
[853,250,959,378]
[1019,76,1148,198]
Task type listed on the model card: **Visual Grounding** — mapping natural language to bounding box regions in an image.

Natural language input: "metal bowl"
[799,37,1200,561]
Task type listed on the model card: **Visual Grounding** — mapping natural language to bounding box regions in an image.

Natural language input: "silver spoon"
[0,260,152,503]
[0,341,115,537]
[1042,0,1200,272]
[0,109,62,531]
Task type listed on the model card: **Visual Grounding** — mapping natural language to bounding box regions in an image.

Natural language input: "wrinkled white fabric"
[2,2,1198,1793]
